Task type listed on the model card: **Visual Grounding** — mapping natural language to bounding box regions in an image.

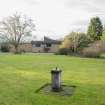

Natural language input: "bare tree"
[0,13,35,53]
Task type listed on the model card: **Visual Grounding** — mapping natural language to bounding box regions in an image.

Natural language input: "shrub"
[82,40,105,58]
[57,48,70,55]
[82,47,101,58]
[1,44,10,52]
[90,40,105,52]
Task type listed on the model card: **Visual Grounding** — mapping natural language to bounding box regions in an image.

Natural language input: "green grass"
[0,53,105,105]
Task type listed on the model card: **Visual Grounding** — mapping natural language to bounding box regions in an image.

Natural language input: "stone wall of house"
[19,43,32,52]
[48,44,60,53]
[32,44,44,53]
[31,44,60,53]
[9,43,60,53]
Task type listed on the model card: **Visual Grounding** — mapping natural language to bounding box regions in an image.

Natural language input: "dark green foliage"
[57,48,70,55]
[87,17,103,40]
[76,33,91,51]
[102,25,105,40]
[1,44,10,52]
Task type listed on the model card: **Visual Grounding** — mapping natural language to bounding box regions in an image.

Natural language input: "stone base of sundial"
[35,83,76,96]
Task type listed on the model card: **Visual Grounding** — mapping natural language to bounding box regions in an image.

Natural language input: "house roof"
[31,36,61,44]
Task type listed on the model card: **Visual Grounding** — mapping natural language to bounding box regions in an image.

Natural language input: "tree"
[0,13,35,53]
[60,32,91,53]
[87,17,103,40]
[102,25,105,40]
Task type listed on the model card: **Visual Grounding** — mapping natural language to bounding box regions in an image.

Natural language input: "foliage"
[60,32,91,54]
[0,13,35,54]
[87,17,103,40]
[56,48,70,55]
[0,43,10,52]
[60,38,72,49]
[102,25,105,40]
[82,47,101,58]
[82,40,105,57]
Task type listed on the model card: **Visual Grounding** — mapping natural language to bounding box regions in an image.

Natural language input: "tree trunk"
[14,45,19,54]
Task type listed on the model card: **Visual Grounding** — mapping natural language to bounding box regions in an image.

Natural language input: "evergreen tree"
[87,17,103,40]
[102,25,105,40]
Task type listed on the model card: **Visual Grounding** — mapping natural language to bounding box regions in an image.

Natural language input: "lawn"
[0,53,105,105]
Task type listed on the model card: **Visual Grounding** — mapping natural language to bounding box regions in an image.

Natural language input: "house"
[10,36,61,53]
[31,36,61,53]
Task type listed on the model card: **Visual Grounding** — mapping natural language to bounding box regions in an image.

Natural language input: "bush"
[56,48,70,55]
[1,44,10,52]
[82,47,101,58]
[81,40,105,58]
[91,40,105,52]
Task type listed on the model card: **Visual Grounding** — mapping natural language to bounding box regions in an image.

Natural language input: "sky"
[0,0,105,40]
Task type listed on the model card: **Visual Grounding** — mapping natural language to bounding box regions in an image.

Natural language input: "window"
[32,44,41,47]
[36,43,41,47]
[46,43,52,47]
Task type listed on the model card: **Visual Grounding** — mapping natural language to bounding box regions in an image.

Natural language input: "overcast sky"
[0,0,105,40]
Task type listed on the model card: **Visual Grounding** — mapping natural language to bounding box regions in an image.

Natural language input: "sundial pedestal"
[51,68,62,92]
